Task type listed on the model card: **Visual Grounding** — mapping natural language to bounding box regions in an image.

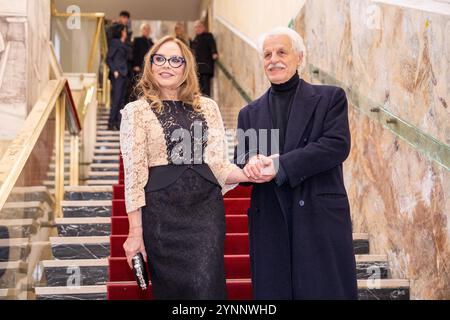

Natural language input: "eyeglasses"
[151,54,186,68]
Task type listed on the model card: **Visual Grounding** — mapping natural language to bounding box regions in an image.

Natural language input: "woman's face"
[151,41,186,91]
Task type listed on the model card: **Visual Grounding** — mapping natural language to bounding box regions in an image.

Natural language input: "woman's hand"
[123,227,147,269]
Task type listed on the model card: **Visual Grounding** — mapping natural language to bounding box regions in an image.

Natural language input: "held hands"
[243,154,279,183]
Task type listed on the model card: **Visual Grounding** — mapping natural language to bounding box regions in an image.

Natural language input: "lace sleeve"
[120,102,149,213]
[203,98,239,195]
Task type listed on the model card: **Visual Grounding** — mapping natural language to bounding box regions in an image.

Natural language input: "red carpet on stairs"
[107,156,253,300]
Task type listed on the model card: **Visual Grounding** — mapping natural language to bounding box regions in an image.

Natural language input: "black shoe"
[107,125,114,131]
[113,125,120,131]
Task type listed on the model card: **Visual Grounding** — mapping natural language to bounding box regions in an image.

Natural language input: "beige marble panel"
[345,106,450,299]
[299,0,449,143]
[0,0,51,139]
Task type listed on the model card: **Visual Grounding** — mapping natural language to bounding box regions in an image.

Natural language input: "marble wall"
[0,0,51,140]
[212,0,449,299]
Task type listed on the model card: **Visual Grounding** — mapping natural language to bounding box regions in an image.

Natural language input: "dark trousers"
[109,75,128,127]
[199,74,212,97]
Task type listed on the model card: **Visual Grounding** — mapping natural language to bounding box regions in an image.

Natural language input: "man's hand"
[243,154,279,183]
[114,71,119,79]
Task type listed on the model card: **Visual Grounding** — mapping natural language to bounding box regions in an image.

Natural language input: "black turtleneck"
[269,72,300,153]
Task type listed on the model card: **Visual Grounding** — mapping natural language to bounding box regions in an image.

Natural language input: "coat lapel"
[283,80,321,153]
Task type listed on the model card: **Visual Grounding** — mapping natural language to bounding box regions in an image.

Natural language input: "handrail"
[0,43,81,215]
[51,6,109,105]
[215,59,450,171]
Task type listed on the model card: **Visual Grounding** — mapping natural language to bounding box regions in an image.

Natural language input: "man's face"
[142,25,151,38]
[263,35,302,84]
[194,22,205,35]
[119,16,129,26]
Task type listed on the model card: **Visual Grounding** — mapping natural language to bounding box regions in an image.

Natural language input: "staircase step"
[110,199,252,217]
[0,238,29,262]
[41,259,108,287]
[111,215,249,235]
[224,186,252,198]
[94,143,120,149]
[43,180,70,187]
[61,200,112,218]
[355,255,389,279]
[50,236,110,260]
[86,180,119,186]
[87,171,119,180]
[94,149,120,155]
[90,163,120,172]
[0,201,49,220]
[96,138,120,143]
[35,285,107,300]
[106,279,409,300]
[0,261,28,288]
[0,219,38,239]
[106,279,252,300]
[55,217,111,237]
[357,279,410,300]
[353,233,370,255]
[108,254,389,283]
[224,199,251,215]
[97,131,120,136]
[64,186,113,201]
[93,156,120,164]
[110,233,369,257]
[6,187,53,204]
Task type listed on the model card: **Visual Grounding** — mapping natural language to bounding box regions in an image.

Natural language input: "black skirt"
[142,168,227,300]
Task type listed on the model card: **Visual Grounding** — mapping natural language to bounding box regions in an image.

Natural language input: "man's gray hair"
[257,27,307,71]
[140,23,151,32]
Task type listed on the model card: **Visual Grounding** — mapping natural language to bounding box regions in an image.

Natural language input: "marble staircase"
[0,187,55,299]
[35,108,116,300]
[29,107,410,300]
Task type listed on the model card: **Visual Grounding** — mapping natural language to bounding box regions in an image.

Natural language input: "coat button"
[299,200,305,207]
[304,138,308,143]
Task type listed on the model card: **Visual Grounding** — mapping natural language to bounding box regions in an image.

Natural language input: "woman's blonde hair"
[136,35,202,112]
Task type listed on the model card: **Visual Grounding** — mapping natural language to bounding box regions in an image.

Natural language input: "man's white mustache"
[268,63,286,71]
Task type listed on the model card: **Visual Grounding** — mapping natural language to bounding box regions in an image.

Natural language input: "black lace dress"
[141,100,227,300]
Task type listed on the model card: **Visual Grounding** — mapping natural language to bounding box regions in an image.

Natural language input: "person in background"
[106,24,129,131]
[130,23,154,100]
[174,22,188,45]
[107,11,133,44]
[190,20,218,97]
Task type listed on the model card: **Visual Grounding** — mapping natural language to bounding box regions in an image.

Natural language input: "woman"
[107,24,129,131]
[120,36,252,299]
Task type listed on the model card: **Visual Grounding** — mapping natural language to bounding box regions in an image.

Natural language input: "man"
[234,27,358,299]
[132,23,154,73]
[190,20,218,97]
[106,24,128,131]
[174,22,188,45]
[130,23,154,100]
[107,11,132,43]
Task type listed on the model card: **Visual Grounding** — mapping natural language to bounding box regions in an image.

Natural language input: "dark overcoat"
[234,79,358,299]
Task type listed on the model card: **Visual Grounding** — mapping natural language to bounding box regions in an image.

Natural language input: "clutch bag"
[132,252,149,290]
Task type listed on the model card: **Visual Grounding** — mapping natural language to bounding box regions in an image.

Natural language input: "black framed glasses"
[151,54,186,68]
